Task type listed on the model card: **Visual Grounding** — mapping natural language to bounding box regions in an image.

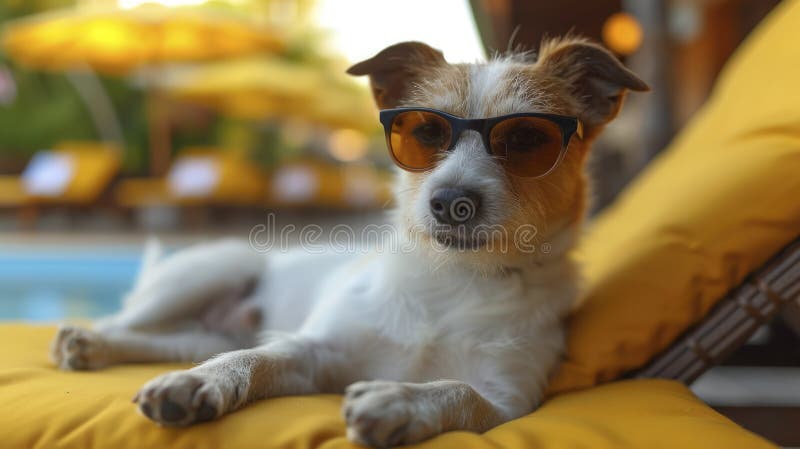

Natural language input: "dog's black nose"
[429,188,481,225]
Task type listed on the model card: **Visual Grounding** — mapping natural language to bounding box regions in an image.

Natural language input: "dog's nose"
[429,188,482,225]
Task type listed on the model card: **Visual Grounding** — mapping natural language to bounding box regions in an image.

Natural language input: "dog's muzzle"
[429,188,481,226]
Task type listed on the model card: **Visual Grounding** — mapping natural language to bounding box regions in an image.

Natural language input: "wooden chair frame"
[635,237,800,382]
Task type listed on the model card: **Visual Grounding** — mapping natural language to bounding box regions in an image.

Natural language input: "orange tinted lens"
[489,117,564,177]
[388,111,452,170]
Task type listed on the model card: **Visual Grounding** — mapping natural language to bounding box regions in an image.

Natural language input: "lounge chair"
[0,141,120,226]
[1,0,799,447]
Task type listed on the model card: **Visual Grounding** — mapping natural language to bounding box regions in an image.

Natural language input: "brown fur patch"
[350,38,645,270]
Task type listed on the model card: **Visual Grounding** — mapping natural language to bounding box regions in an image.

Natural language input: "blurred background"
[0,0,795,444]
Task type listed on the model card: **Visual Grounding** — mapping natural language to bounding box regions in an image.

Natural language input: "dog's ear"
[347,41,447,109]
[536,37,649,130]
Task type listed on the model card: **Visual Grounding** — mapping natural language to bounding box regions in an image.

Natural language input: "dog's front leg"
[134,336,344,426]
[343,380,513,447]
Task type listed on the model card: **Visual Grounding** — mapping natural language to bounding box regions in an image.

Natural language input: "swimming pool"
[0,248,142,321]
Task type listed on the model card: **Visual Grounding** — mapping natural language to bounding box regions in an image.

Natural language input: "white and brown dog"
[51,37,646,447]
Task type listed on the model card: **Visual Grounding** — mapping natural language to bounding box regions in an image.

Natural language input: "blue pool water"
[0,248,142,321]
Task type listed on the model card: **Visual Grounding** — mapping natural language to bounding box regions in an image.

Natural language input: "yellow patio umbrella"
[2,3,287,174]
[2,4,286,75]
[158,56,377,132]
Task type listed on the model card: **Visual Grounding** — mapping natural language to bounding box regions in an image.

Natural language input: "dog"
[50,37,647,447]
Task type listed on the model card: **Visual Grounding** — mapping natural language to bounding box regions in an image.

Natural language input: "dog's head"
[348,37,647,272]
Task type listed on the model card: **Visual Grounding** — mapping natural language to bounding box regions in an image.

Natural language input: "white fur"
[50,59,581,448]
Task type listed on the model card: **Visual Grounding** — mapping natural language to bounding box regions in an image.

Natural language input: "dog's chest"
[301,255,537,381]
[341,307,485,382]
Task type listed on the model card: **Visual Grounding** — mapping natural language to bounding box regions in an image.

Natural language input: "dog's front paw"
[50,325,109,370]
[133,371,226,426]
[343,381,439,448]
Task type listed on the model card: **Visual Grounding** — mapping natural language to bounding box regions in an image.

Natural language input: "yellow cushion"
[548,0,800,395]
[0,142,120,207]
[0,176,26,207]
[57,142,121,205]
[0,325,774,449]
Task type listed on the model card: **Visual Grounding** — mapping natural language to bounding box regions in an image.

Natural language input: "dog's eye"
[503,126,550,152]
[412,122,447,148]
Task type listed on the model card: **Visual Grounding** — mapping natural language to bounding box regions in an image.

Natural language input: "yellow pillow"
[548,0,800,395]
[0,325,774,449]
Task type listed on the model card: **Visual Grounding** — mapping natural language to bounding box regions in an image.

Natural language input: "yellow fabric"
[166,57,377,132]
[548,0,800,395]
[114,149,267,207]
[0,324,773,449]
[182,148,267,206]
[0,142,120,207]
[266,159,392,209]
[114,156,392,210]
[56,142,121,205]
[0,176,25,207]
[3,4,285,75]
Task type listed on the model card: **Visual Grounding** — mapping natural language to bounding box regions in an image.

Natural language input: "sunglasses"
[379,107,583,178]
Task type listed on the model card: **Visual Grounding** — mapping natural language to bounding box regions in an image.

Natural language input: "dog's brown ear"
[537,37,649,129]
[347,41,447,109]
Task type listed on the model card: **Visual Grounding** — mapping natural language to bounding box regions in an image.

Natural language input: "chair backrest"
[168,147,267,205]
[24,141,121,205]
[635,236,800,382]
[546,0,800,397]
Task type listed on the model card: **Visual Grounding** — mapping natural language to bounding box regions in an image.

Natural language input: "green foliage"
[0,65,97,155]
[0,0,74,18]
[101,77,149,172]
[0,0,331,173]
[0,1,153,172]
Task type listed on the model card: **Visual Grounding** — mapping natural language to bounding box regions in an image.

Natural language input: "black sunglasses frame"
[379,107,584,177]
